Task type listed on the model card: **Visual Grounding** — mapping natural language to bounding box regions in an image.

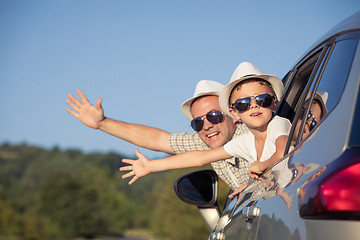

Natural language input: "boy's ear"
[272,99,278,112]
[229,108,241,121]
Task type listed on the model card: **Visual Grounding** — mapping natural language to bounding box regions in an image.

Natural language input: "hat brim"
[219,74,284,118]
[313,93,328,116]
[181,91,220,121]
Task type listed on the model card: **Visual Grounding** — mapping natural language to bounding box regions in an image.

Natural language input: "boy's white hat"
[306,91,328,116]
[181,80,224,121]
[303,163,320,174]
[219,62,284,118]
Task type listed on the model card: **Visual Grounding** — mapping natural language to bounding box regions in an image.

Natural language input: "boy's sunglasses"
[302,109,318,132]
[191,110,224,132]
[231,94,275,113]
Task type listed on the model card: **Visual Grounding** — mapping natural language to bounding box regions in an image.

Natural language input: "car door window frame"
[283,32,360,153]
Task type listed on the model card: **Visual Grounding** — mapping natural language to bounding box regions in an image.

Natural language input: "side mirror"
[174,169,220,232]
[174,169,218,208]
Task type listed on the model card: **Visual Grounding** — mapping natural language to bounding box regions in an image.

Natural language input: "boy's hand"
[66,89,105,129]
[248,161,265,179]
[119,149,151,185]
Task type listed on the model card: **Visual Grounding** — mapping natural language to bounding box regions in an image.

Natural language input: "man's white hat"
[181,80,224,121]
[219,62,284,118]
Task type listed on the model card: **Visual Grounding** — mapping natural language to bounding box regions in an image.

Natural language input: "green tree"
[0,193,21,237]
[149,169,210,240]
[39,171,105,237]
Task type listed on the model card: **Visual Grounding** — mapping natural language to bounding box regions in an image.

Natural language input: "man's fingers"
[135,149,143,158]
[66,108,79,118]
[119,165,133,171]
[76,89,91,104]
[66,99,80,112]
[122,171,135,179]
[228,192,243,202]
[122,159,134,164]
[128,176,138,185]
[67,93,83,107]
[228,192,235,199]
[95,98,103,110]
[228,188,241,199]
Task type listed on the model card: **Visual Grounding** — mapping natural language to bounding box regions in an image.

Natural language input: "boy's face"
[229,81,277,132]
[293,100,322,142]
[191,95,238,149]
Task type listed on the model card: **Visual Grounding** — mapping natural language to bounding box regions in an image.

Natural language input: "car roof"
[295,11,360,65]
[319,11,360,41]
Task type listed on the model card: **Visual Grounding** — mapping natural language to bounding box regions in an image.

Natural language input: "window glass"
[278,51,322,122]
[291,36,359,145]
[315,38,359,114]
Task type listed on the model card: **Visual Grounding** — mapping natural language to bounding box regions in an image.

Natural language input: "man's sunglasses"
[191,110,224,132]
[231,94,275,113]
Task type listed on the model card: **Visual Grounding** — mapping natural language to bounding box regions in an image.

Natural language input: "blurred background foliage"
[0,143,230,240]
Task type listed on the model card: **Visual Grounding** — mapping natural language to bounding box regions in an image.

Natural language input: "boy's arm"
[67,89,173,154]
[149,146,231,171]
[248,135,288,179]
[120,147,232,184]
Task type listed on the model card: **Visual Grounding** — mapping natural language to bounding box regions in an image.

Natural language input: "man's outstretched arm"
[66,89,174,155]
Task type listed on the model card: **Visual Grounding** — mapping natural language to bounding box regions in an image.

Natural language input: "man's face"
[191,95,237,149]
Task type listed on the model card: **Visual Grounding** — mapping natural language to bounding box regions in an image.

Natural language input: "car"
[174,10,360,240]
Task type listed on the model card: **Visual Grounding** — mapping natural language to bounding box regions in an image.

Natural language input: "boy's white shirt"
[223,116,291,163]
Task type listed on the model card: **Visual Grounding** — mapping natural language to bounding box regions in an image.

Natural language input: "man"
[66,63,268,190]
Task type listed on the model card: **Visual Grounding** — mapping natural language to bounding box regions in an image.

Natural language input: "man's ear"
[232,117,239,124]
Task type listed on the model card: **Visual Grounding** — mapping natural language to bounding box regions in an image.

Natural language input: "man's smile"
[207,131,220,138]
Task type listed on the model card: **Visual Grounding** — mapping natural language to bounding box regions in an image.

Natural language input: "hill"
[0,143,229,240]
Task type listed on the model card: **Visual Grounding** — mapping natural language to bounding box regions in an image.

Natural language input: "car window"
[315,34,359,113]
[291,33,359,146]
[277,50,322,122]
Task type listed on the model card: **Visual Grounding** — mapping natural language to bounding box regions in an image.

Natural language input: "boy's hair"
[309,99,325,119]
[229,78,277,104]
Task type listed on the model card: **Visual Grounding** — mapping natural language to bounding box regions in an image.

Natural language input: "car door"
[217,182,266,240]
[251,31,360,240]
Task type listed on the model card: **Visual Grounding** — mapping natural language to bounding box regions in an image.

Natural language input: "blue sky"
[1,0,359,159]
